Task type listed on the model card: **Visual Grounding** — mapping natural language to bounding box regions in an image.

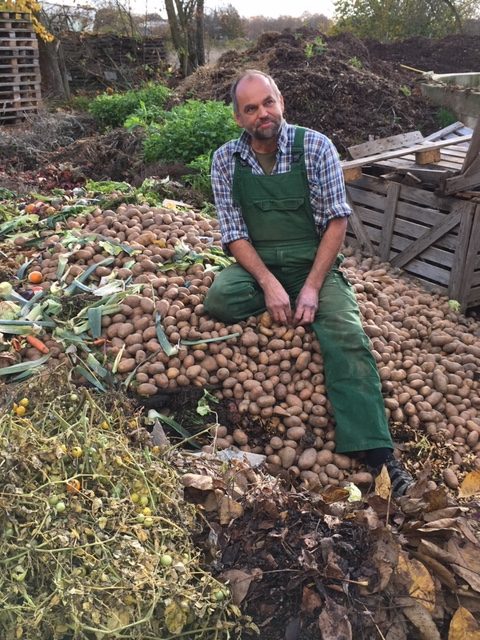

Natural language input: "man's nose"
[258,105,268,117]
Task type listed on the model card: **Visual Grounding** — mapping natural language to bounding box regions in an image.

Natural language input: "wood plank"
[443,158,480,195]
[350,187,454,229]
[448,201,475,300]
[345,192,375,255]
[424,122,465,142]
[461,115,480,174]
[415,148,441,165]
[348,131,424,159]
[458,204,480,305]
[378,164,453,183]
[379,182,400,261]
[390,208,462,269]
[353,204,459,254]
[351,174,457,210]
[341,134,472,171]
[363,219,455,267]
[346,230,451,285]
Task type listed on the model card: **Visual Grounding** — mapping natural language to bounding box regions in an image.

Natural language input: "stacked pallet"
[0,10,41,123]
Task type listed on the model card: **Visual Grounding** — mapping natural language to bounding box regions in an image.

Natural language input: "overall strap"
[292,126,306,163]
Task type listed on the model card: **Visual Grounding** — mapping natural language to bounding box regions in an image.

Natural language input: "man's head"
[231,70,284,144]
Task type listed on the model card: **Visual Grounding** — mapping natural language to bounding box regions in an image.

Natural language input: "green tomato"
[55,501,66,513]
[139,495,149,507]
[143,517,154,528]
[160,554,173,567]
[212,589,226,602]
[136,513,145,524]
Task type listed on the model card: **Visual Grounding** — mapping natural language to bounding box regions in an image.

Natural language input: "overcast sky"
[118,0,336,19]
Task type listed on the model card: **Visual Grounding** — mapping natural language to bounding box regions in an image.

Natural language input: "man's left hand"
[294,284,319,325]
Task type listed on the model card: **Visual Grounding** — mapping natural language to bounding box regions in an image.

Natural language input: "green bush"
[185,152,213,200]
[143,100,240,164]
[89,83,171,129]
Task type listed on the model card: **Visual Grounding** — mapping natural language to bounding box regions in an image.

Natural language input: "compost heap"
[367,33,480,75]
[175,30,438,155]
[2,196,480,638]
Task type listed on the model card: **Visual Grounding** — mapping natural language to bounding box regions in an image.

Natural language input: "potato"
[443,468,459,489]
[278,446,297,469]
[137,383,157,396]
[298,448,317,470]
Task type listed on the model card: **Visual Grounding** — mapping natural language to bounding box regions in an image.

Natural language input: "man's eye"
[265,99,274,106]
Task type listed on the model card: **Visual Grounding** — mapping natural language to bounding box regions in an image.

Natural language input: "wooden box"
[342,122,480,311]
[345,174,480,310]
[0,11,41,123]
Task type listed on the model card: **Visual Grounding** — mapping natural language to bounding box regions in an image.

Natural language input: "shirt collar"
[233,119,289,159]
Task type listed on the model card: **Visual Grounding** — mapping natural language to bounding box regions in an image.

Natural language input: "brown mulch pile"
[366,34,480,74]
[182,456,480,640]
[175,29,438,155]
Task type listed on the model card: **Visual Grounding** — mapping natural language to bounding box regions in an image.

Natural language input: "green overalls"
[204,127,393,453]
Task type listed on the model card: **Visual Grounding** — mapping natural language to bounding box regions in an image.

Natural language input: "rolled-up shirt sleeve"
[211,146,250,249]
[305,131,351,230]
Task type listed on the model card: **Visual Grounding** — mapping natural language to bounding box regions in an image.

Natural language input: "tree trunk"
[439,0,463,31]
[38,38,70,100]
[195,0,205,67]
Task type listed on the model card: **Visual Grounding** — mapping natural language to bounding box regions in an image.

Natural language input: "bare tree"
[164,0,205,76]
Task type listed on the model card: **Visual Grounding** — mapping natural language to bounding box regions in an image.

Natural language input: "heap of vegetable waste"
[0,368,245,640]
[0,184,479,493]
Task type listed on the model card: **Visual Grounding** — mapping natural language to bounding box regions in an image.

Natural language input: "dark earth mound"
[366,33,480,74]
[176,29,438,155]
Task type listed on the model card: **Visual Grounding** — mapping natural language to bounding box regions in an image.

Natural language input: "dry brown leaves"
[180,455,480,639]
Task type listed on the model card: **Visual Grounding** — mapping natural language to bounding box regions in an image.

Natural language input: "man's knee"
[203,268,265,323]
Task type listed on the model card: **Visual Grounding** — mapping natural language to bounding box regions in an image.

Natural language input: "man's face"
[234,75,284,141]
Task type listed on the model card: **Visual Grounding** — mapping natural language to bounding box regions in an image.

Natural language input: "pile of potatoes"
[28,203,480,491]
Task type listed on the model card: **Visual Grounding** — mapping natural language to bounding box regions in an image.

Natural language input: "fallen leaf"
[320,486,350,504]
[218,495,244,524]
[447,537,480,574]
[318,596,352,640]
[448,606,480,640]
[375,464,391,499]
[385,618,408,640]
[301,586,322,614]
[398,596,441,640]
[459,470,480,498]
[182,473,214,491]
[363,527,400,593]
[222,569,258,605]
[451,564,480,593]
[413,551,458,591]
[397,552,436,613]
[151,419,170,447]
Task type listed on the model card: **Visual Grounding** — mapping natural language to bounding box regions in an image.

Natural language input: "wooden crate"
[0,10,41,123]
[342,120,480,311]
[345,174,480,309]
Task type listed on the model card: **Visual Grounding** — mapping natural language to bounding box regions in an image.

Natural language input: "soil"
[176,29,439,155]
[366,34,480,74]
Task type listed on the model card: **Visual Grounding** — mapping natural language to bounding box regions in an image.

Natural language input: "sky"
[204,0,336,19]
[115,0,336,19]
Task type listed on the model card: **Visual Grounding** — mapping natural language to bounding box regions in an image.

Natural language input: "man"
[204,70,414,497]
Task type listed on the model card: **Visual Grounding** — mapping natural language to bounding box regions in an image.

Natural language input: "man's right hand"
[228,239,292,324]
[263,278,292,325]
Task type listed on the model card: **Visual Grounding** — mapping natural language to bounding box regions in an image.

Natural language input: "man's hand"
[264,279,292,325]
[293,284,319,326]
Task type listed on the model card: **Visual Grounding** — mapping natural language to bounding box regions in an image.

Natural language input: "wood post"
[379,182,400,261]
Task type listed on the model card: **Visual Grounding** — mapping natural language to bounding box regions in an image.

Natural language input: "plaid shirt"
[211,121,351,247]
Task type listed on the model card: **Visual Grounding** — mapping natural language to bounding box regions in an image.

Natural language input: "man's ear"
[279,92,285,114]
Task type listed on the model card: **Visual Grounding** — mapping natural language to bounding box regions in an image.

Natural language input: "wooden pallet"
[0,10,41,123]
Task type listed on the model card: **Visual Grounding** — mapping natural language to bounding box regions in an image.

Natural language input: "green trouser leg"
[204,259,393,454]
